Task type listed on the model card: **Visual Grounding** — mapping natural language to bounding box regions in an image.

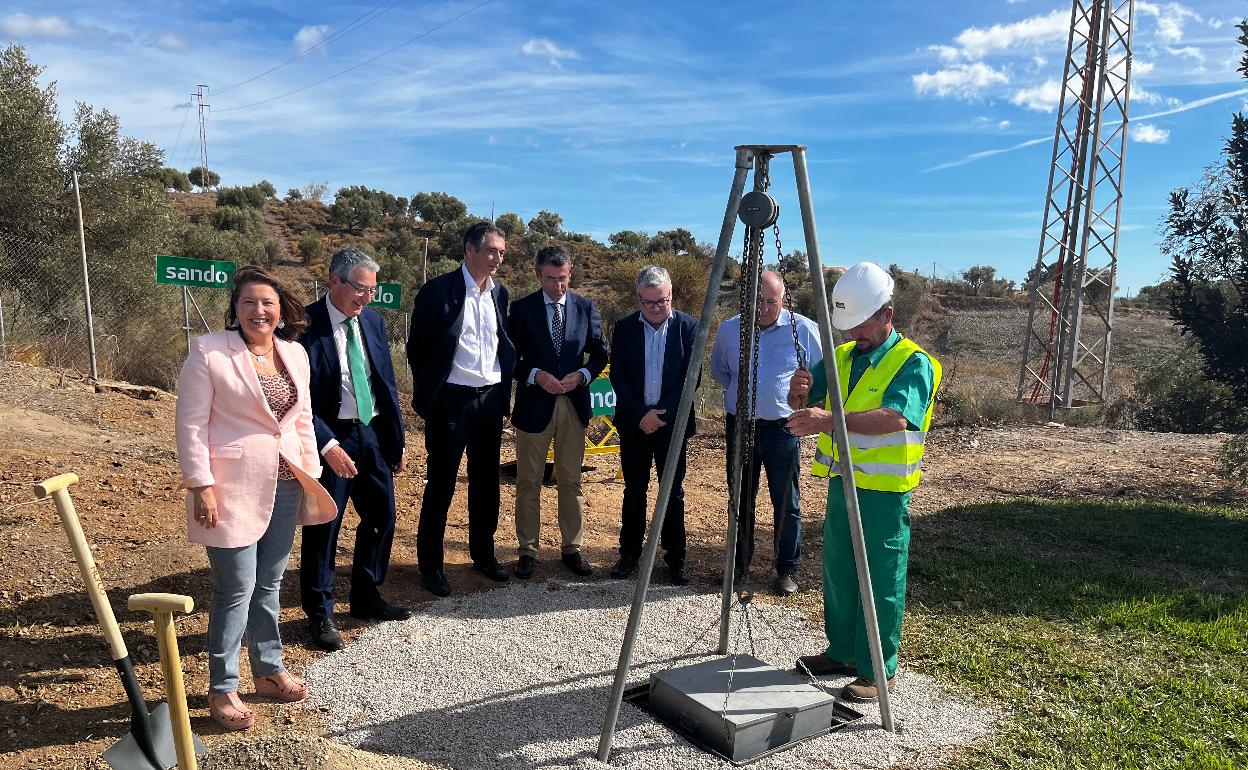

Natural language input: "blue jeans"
[205,479,302,694]
[725,414,803,576]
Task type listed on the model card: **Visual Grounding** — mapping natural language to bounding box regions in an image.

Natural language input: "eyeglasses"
[345,278,378,298]
[640,296,672,310]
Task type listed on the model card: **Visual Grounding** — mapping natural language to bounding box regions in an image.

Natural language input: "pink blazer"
[175,331,337,548]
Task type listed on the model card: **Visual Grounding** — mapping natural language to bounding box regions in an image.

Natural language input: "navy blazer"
[509,290,609,433]
[300,298,406,467]
[406,267,516,420]
[609,310,698,438]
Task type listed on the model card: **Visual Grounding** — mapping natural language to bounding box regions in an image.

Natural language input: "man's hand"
[640,408,667,434]
[786,407,834,437]
[325,444,358,478]
[788,367,813,410]
[392,450,407,474]
[558,372,584,391]
[191,485,219,529]
[536,370,566,395]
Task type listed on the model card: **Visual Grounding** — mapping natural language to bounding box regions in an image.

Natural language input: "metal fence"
[0,233,414,392]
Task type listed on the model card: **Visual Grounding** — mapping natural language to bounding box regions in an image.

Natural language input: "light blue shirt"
[643,313,671,407]
[525,291,591,386]
[711,309,823,420]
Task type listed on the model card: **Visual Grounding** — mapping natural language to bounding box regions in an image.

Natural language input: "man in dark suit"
[508,245,609,579]
[407,220,516,597]
[300,247,412,652]
[608,265,698,585]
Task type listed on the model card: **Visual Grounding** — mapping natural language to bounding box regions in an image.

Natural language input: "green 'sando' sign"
[156,255,235,288]
[590,375,616,417]
[369,282,402,311]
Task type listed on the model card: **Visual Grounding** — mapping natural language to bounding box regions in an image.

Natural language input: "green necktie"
[345,317,374,425]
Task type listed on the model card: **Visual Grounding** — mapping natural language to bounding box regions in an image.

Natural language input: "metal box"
[648,655,842,763]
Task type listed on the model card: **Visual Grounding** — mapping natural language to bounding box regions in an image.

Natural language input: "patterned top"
[258,370,298,480]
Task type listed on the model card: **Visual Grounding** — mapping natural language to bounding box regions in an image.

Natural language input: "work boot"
[841,675,896,702]
[795,654,856,677]
[774,573,798,596]
[610,555,638,579]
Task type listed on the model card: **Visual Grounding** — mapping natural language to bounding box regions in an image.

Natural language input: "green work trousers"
[822,475,911,682]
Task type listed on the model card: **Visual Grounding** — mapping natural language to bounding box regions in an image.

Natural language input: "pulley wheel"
[738,191,779,228]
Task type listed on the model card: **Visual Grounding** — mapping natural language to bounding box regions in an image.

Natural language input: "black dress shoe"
[472,561,510,582]
[349,599,413,621]
[421,570,451,597]
[669,562,690,585]
[610,555,638,579]
[308,618,343,651]
[513,555,535,579]
[561,552,593,577]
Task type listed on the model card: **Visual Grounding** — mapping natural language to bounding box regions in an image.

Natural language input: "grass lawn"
[888,498,1248,768]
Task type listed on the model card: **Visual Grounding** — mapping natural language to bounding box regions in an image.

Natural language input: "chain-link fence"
[0,234,413,393]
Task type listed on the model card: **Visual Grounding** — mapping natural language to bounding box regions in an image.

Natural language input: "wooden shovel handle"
[129,593,194,615]
[33,474,128,661]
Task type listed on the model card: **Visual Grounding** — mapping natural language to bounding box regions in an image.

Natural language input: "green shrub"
[210,204,263,235]
[215,185,267,209]
[1131,351,1248,433]
[298,231,323,264]
[1218,434,1248,486]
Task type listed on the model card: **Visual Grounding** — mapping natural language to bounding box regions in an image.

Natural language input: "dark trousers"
[618,425,687,565]
[417,382,505,573]
[725,413,803,576]
[300,421,396,621]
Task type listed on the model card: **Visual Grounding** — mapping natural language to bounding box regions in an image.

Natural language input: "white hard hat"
[831,262,894,330]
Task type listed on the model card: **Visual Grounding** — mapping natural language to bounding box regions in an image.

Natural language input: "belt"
[446,382,498,394]
[333,416,368,425]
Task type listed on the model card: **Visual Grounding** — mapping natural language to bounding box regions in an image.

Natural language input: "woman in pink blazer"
[175,265,336,731]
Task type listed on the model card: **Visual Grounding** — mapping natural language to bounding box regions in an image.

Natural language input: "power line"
[214,0,408,96]
[215,0,494,114]
[167,100,192,165]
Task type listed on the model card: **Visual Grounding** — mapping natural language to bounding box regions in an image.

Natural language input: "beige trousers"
[514,395,587,556]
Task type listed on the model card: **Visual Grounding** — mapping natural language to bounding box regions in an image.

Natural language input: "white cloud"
[1,13,77,37]
[293,25,330,55]
[1132,85,1180,107]
[1136,2,1201,44]
[1130,123,1170,143]
[1134,60,1156,76]
[521,38,579,67]
[912,62,1009,99]
[952,10,1068,60]
[1166,45,1205,63]
[485,136,500,145]
[1010,78,1062,111]
[998,119,1012,129]
[928,44,961,64]
[151,33,188,51]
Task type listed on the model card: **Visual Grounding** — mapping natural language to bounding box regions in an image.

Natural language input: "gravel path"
[305,580,995,769]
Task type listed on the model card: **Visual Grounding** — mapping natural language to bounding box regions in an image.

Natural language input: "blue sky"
[3,0,1244,293]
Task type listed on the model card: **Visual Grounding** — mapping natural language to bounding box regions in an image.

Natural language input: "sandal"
[207,691,255,731]
[253,672,309,703]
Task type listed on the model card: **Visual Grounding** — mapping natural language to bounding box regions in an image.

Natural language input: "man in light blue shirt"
[711,270,822,595]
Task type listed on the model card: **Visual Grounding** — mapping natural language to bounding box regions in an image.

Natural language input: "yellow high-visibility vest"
[810,337,942,492]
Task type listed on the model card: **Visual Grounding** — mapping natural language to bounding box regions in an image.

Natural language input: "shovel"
[34,472,204,770]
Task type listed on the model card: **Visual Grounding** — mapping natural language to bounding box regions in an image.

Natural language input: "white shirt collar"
[461,263,494,294]
[325,294,350,326]
[544,291,568,308]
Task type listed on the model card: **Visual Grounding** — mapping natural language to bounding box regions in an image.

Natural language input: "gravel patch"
[305,580,996,769]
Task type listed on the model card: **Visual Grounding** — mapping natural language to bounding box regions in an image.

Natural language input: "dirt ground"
[0,359,1239,770]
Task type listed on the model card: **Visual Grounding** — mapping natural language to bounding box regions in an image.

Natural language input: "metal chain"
[776,222,806,370]
[750,603,845,701]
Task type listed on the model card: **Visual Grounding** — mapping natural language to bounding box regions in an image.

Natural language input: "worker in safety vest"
[785,262,941,703]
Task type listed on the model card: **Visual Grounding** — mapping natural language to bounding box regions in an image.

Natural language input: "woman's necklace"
[249,343,275,363]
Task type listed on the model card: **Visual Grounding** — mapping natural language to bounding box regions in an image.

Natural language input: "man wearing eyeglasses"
[710,270,822,596]
[300,248,411,652]
[607,265,699,584]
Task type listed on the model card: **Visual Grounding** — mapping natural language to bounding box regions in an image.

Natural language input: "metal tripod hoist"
[597,145,896,764]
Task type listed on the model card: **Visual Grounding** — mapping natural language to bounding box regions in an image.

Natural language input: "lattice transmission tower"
[193,84,211,190]
[1017,0,1134,411]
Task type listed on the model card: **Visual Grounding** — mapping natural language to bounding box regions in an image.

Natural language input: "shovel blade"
[102,702,205,770]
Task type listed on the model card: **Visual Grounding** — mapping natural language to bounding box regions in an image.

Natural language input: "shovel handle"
[129,593,194,615]
[33,474,128,661]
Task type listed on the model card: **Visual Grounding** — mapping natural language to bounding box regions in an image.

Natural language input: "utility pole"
[193,85,211,191]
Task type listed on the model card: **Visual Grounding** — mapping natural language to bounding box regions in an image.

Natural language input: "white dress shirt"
[321,295,379,455]
[447,263,503,386]
[526,291,591,386]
